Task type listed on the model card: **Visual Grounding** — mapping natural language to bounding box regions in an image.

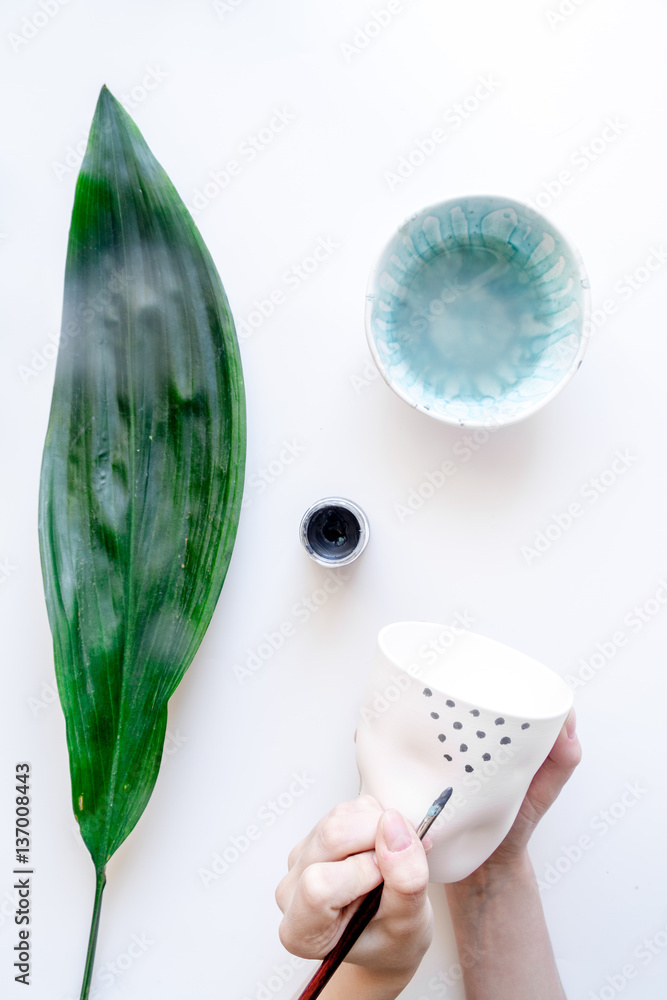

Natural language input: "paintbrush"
[295,787,454,1000]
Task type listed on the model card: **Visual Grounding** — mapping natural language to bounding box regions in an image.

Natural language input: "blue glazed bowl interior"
[366,196,589,426]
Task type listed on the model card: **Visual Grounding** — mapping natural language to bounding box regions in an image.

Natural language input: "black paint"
[482,753,491,761]
[438,734,446,742]
[430,712,439,719]
[500,736,511,745]
[444,754,452,761]
[460,743,468,752]
[453,721,462,730]
[470,709,480,717]
[446,699,455,707]
[495,717,505,725]
[522,722,530,729]
[476,730,485,738]
[306,505,360,560]
[423,688,432,697]
[465,765,474,773]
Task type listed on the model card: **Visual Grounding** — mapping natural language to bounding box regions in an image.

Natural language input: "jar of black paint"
[299,497,369,567]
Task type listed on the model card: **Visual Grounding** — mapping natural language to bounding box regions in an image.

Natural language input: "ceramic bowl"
[365,195,590,427]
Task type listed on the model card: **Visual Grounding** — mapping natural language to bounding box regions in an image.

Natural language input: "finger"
[278,795,383,912]
[373,810,430,926]
[278,852,382,958]
[292,795,383,872]
[524,708,582,823]
[286,833,310,872]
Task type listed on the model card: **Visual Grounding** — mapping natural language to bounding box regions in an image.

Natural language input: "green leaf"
[38,86,245,996]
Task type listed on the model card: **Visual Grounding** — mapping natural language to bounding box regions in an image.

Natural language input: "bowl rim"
[364,192,592,428]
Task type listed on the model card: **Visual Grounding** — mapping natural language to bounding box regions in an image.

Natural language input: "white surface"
[1,1,666,998]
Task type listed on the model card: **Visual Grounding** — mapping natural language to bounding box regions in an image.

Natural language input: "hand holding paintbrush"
[277,790,453,1000]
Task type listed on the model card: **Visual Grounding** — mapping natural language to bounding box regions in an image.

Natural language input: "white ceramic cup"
[355,622,573,882]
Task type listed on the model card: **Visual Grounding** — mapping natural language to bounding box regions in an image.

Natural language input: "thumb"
[374,810,430,922]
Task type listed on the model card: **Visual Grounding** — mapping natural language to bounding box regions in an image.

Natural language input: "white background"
[1,1,666,998]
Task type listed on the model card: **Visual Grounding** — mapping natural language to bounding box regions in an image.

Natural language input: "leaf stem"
[79,867,106,1000]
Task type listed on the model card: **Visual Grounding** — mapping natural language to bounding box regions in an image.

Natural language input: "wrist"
[344,941,427,988]
[445,848,534,903]
[318,961,419,1000]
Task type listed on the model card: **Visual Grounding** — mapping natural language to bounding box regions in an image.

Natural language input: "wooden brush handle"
[296,882,384,999]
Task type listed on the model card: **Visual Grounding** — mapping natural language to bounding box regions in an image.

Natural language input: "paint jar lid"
[299,497,370,567]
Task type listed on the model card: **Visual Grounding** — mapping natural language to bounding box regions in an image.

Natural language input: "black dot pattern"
[421,694,532,777]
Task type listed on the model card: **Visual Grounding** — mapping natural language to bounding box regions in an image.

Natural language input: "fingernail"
[371,849,379,868]
[382,810,413,853]
[422,834,433,854]
[566,708,576,739]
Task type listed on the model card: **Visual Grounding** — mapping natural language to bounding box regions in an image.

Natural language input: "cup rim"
[365,192,591,428]
[376,620,573,721]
